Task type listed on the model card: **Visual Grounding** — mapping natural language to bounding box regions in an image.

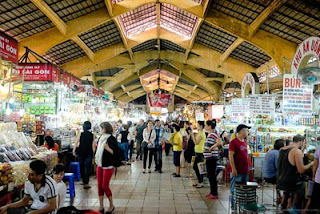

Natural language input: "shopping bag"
[198,161,207,174]
[307,180,314,198]
[191,156,195,167]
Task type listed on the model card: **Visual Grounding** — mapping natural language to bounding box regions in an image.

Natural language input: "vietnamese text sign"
[283,74,313,115]
[231,98,250,117]
[0,32,18,64]
[14,63,60,83]
[249,96,275,116]
[291,37,320,75]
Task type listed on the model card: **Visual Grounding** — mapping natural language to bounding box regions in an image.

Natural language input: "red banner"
[92,88,99,96]
[13,63,60,82]
[62,72,71,87]
[99,89,104,97]
[0,31,18,64]
[148,92,172,107]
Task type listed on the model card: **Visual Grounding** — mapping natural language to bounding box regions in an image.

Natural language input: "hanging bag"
[142,129,153,148]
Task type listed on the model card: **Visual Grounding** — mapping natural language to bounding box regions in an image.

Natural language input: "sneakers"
[196,183,203,188]
[158,170,163,173]
[172,173,177,176]
[126,161,131,165]
[148,169,151,173]
[206,194,218,199]
[143,169,146,173]
[173,174,181,177]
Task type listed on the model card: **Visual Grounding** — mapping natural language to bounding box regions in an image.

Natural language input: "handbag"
[198,160,207,175]
[182,135,188,150]
[142,129,153,148]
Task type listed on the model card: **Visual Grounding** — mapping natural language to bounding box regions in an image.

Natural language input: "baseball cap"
[236,124,251,133]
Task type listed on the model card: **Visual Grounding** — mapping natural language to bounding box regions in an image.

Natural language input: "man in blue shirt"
[262,139,284,205]
[154,119,164,173]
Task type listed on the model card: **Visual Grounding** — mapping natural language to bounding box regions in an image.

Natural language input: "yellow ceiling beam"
[220,38,244,64]
[91,72,98,88]
[113,84,142,98]
[205,77,224,82]
[205,11,297,73]
[219,0,286,64]
[62,43,126,77]
[30,0,67,36]
[19,9,111,58]
[71,36,95,62]
[81,76,116,81]
[248,0,287,37]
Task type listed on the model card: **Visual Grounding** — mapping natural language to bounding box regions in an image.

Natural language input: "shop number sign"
[0,31,18,64]
[283,74,313,115]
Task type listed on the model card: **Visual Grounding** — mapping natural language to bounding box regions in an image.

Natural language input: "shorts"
[264,177,277,185]
[173,151,182,166]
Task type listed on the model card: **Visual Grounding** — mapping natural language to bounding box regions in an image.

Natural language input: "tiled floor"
[65,154,276,214]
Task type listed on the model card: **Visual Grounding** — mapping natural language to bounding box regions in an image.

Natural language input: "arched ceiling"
[1,0,319,103]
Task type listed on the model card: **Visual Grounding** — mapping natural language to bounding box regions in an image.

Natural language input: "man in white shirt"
[0,160,57,214]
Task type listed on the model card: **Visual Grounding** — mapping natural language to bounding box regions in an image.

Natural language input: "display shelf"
[256,131,298,136]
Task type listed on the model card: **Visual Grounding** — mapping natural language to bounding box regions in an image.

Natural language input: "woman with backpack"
[95,122,120,214]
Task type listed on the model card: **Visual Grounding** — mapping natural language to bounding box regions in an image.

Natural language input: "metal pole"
[266,66,270,94]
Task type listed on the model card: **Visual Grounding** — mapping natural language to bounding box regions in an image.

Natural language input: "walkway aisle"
[66,154,274,214]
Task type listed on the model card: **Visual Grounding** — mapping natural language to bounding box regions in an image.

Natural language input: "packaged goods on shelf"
[32,150,58,170]
[10,161,30,187]
[0,163,13,188]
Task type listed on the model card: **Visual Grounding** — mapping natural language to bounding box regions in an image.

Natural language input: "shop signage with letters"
[0,31,18,64]
[283,74,313,115]
[291,37,320,75]
[241,72,260,98]
[14,63,60,83]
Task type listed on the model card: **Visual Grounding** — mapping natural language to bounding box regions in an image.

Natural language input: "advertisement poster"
[148,92,172,107]
[0,31,18,64]
[283,74,313,115]
[13,63,60,83]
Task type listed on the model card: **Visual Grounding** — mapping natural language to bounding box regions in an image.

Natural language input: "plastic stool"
[63,173,75,199]
[69,162,80,181]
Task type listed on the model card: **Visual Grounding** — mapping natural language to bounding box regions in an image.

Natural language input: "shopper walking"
[191,121,205,188]
[142,121,156,173]
[163,124,172,156]
[73,121,95,189]
[229,124,251,210]
[203,120,222,199]
[127,121,136,162]
[95,122,120,214]
[169,124,183,177]
[154,119,164,173]
[135,119,146,160]
[118,124,132,165]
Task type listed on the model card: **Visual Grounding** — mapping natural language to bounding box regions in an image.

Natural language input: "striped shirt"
[203,132,220,159]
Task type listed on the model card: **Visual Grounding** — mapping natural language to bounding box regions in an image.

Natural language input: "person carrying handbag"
[95,122,120,214]
[142,121,156,173]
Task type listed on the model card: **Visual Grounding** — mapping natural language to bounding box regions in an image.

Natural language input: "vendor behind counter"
[41,136,60,151]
